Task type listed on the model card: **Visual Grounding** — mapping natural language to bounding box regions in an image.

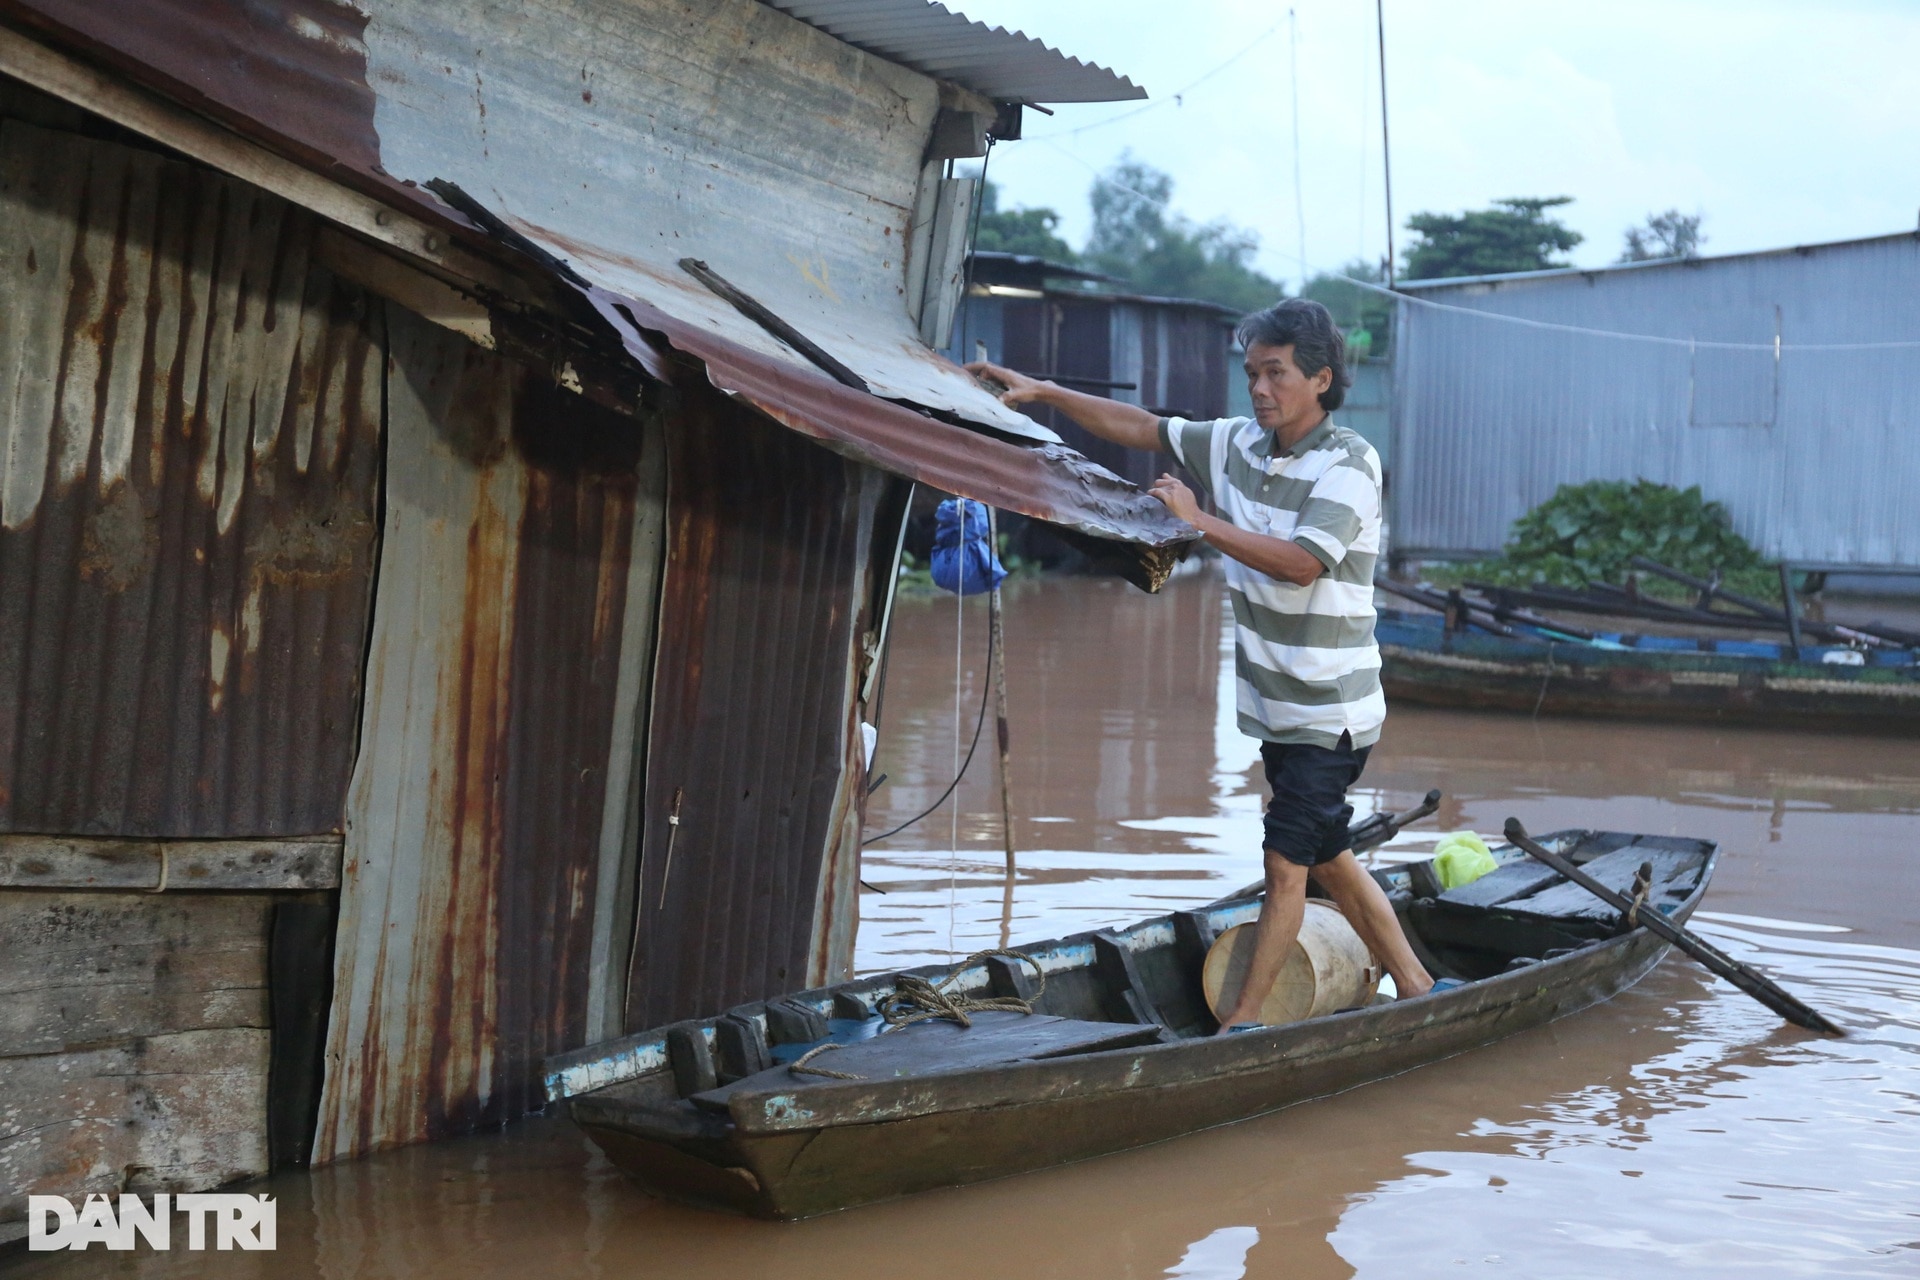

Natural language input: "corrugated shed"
[4,0,1195,575]
[0,119,381,837]
[623,393,884,1030]
[1392,234,1920,568]
[315,309,659,1160]
[965,292,1234,489]
[1139,304,1233,422]
[758,0,1145,103]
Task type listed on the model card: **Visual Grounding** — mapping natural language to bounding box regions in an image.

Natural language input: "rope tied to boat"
[878,949,1046,1031]
[788,1043,864,1080]
[786,950,1048,1081]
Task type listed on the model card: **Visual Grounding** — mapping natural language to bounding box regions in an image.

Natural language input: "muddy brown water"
[18,570,1920,1278]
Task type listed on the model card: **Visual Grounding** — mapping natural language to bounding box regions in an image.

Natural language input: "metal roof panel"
[760,0,1145,102]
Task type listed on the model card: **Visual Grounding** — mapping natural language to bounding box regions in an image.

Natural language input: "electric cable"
[861,593,995,847]
[1029,138,1920,354]
[1029,20,1287,140]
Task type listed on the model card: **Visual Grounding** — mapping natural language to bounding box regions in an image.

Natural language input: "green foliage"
[1619,209,1705,263]
[1403,197,1583,281]
[974,181,1077,262]
[1458,479,1776,599]
[1084,156,1284,312]
[1301,258,1393,359]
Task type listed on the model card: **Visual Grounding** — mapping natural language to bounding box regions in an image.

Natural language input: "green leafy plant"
[1444,479,1777,600]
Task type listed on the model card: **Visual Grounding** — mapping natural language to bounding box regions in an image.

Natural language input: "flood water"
[20,570,1920,1279]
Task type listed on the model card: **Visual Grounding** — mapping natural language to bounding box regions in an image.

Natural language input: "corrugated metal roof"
[970,250,1119,285]
[760,0,1144,103]
[1398,229,1920,293]
[1390,233,1920,569]
[585,279,1193,589]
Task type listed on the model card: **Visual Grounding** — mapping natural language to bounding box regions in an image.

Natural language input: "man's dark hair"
[1235,299,1351,412]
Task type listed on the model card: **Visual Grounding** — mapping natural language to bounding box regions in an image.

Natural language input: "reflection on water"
[17,571,1920,1279]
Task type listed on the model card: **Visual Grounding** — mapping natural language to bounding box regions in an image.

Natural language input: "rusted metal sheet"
[622,390,884,1031]
[590,285,1194,591]
[0,118,382,837]
[353,0,1059,441]
[315,309,660,1160]
[0,0,389,196]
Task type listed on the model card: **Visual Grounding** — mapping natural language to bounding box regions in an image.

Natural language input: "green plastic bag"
[1433,832,1496,890]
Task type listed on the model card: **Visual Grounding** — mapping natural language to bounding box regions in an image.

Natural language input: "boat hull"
[571,924,1672,1219]
[1378,628,1920,734]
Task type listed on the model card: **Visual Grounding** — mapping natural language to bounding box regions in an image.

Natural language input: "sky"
[951,0,1920,289]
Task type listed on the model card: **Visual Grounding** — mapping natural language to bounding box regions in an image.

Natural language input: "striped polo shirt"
[1160,414,1386,750]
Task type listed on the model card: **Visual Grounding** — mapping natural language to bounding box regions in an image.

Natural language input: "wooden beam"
[314,227,494,349]
[0,835,342,892]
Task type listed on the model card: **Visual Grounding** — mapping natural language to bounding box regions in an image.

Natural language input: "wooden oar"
[1502,818,1845,1036]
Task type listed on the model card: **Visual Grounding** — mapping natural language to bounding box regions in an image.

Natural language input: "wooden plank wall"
[0,848,337,1242]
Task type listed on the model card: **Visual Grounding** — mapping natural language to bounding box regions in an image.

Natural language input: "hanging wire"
[949,508,964,957]
[1032,134,1920,354]
[861,583,995,847]
[1289,8,1307,291]
[1027,20,1288,141]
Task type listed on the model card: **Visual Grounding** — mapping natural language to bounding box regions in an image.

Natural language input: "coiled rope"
[787,949,1046,1081]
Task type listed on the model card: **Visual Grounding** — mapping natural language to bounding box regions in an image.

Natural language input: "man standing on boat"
[967,298,1435,1027]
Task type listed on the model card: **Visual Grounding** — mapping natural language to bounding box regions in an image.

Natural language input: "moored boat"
[1376,606,1920,733]
[545,825,1719,1219]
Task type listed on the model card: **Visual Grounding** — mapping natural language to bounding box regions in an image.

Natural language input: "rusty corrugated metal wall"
[316,309,662,1161]
[622,390,885,1031]
[0,117,382,838]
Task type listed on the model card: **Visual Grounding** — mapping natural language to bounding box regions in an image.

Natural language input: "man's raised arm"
[965,361,1165,453]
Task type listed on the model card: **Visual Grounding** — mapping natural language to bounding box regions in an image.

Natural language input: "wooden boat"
[545,826,1718,1219]
[1376,606,1920,733]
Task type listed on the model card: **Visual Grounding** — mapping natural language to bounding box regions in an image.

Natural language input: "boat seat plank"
[1498,845,1704,922]
[689,1012,1163,1113]
[1436,858,1565,908]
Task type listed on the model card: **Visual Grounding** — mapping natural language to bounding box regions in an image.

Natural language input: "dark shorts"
[1260,734,1371,868]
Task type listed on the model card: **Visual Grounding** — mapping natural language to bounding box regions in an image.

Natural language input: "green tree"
[973,181,1077,262]
[1083,156,1284,312]
[1302,259,1394,359]
[1402,197,1583,281]
[1619,210,1704,263]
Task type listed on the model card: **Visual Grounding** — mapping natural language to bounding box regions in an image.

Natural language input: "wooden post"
[1779,563,1806,659]
[988,508,1015,878]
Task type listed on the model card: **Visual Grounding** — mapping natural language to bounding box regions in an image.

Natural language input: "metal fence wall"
[1391,234,1920,569]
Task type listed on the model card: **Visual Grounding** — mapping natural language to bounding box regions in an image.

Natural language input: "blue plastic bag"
[929,498,1006,596]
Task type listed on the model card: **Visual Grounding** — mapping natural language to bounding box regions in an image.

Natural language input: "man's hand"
[965,360,1053,408]
[1148,472,1202,524]
[1150,474,1326,586]
[964,359,1163,451]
